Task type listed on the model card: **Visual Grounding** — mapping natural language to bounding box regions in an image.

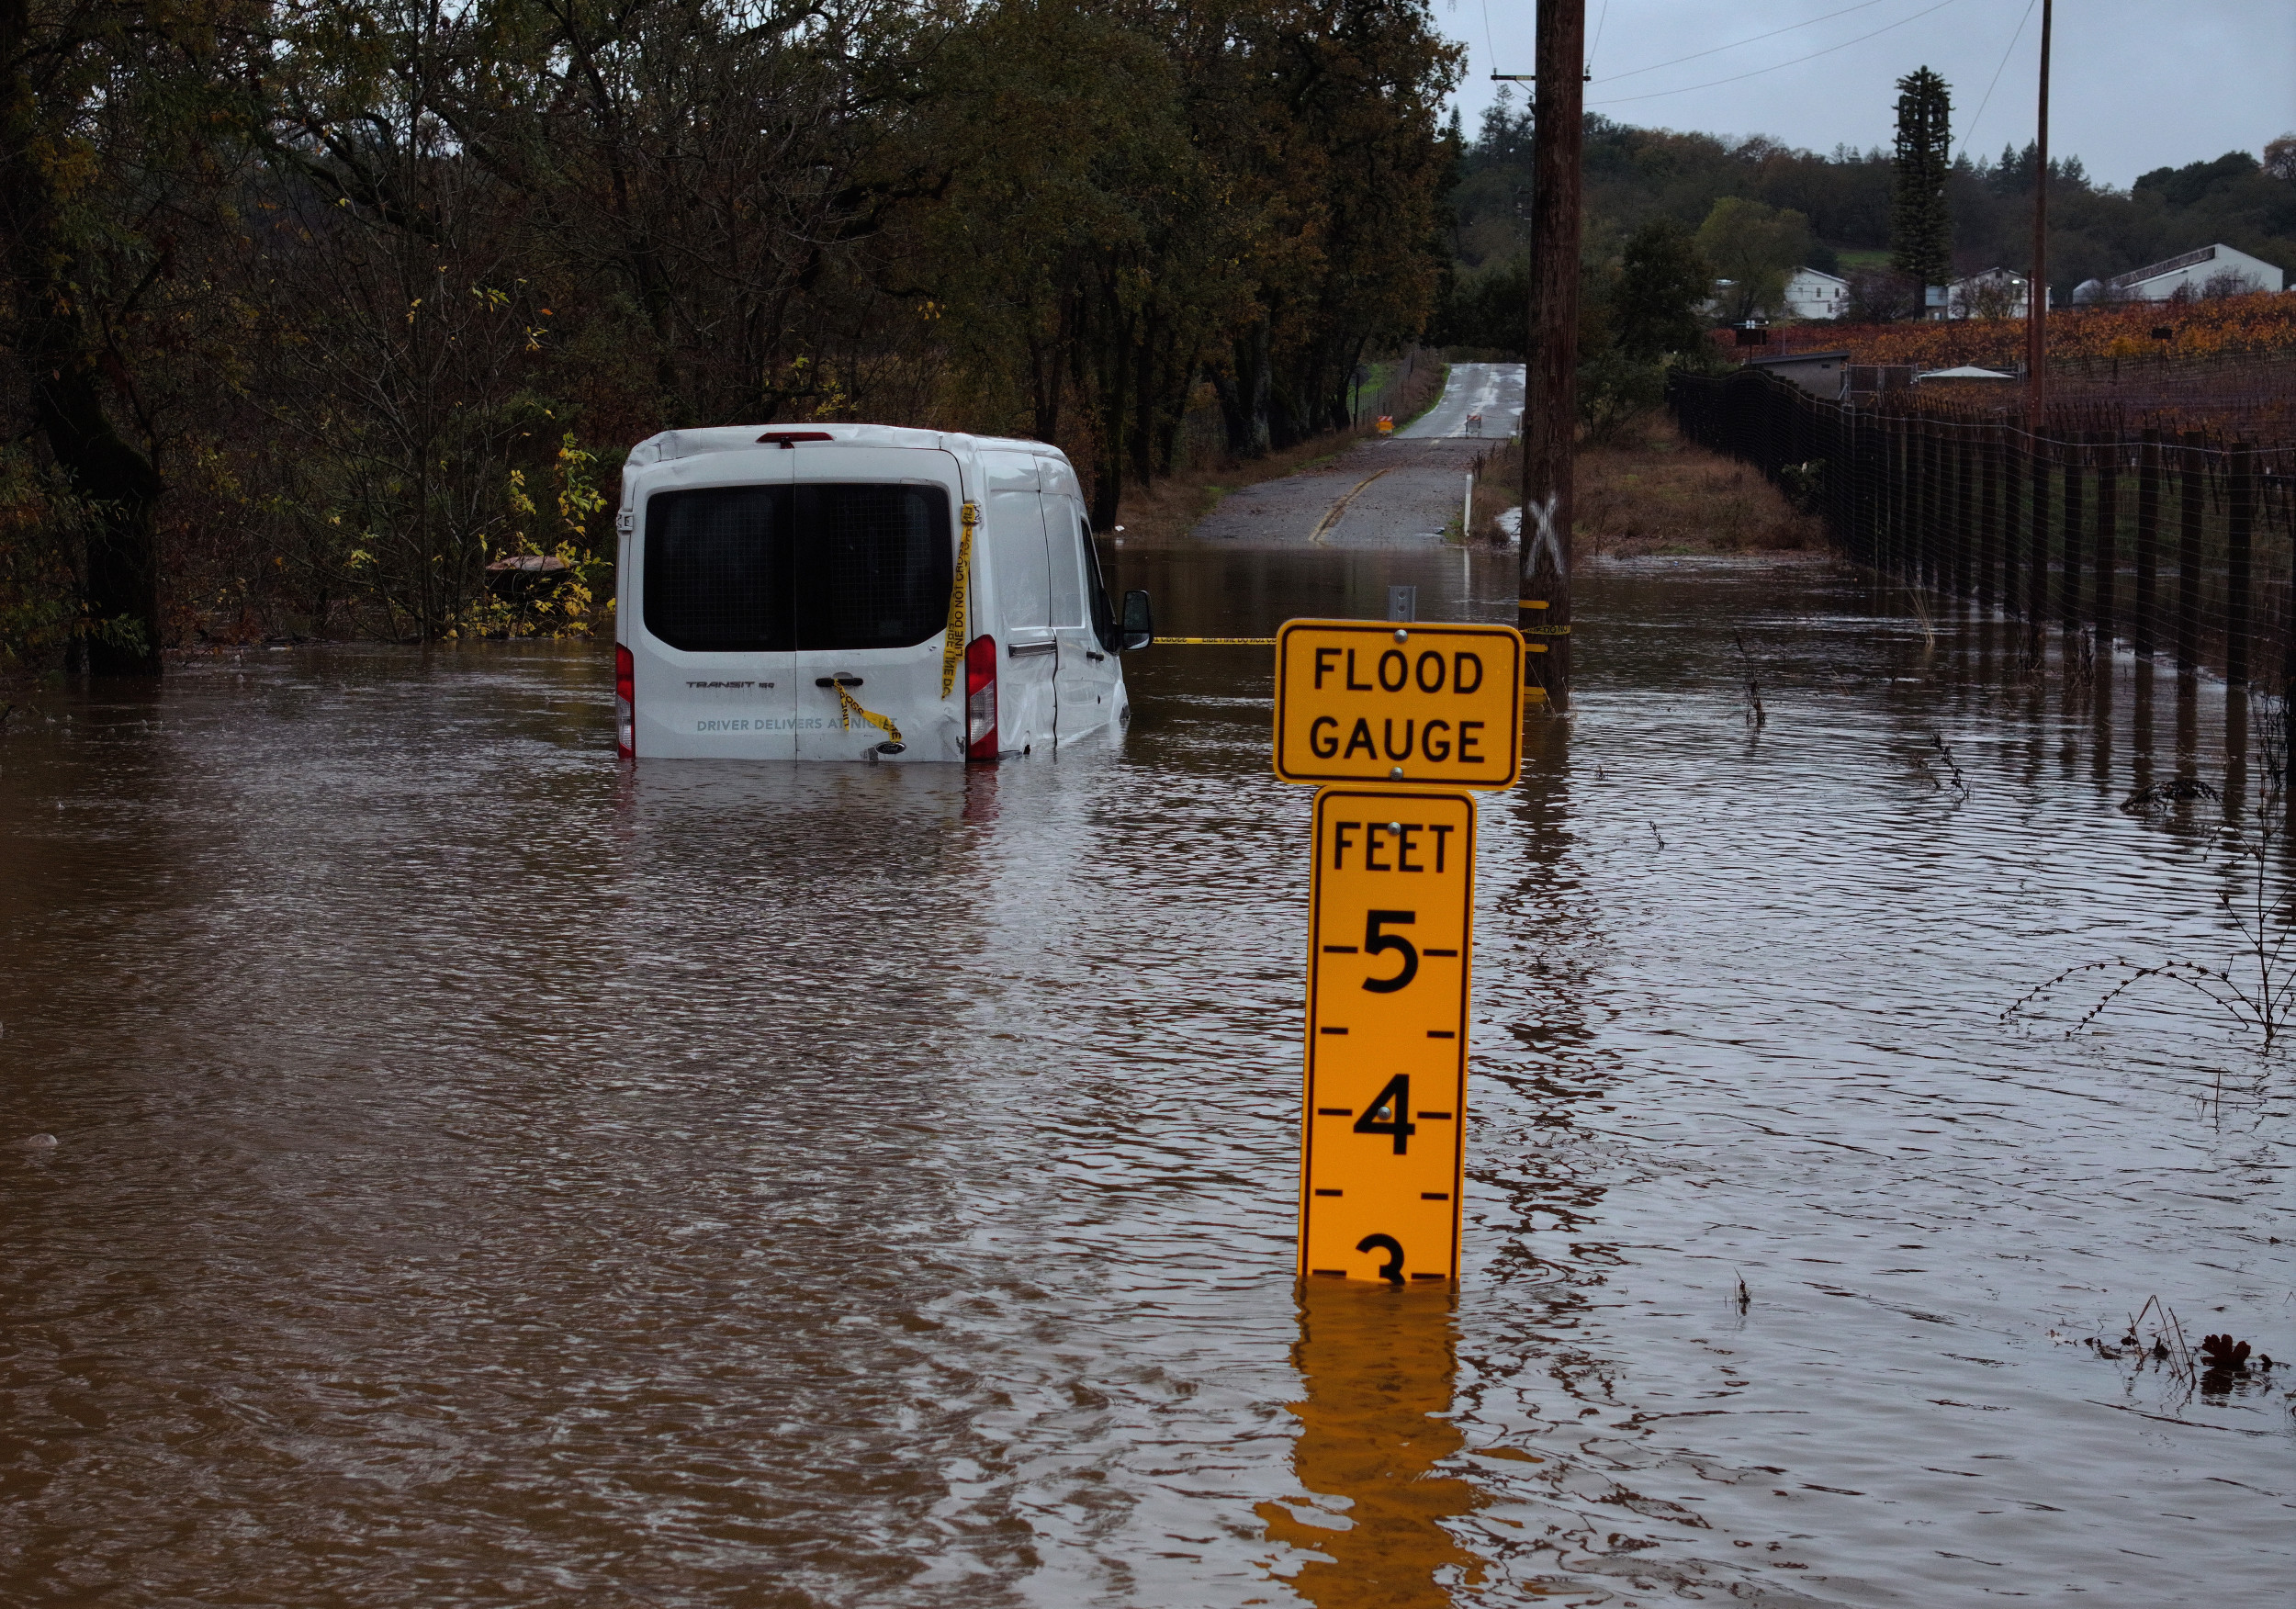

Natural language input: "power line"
[1588,0,1963,107]
[1958,0,2036,161]
[1597,0,1893,85]
[1589,0,1612,74]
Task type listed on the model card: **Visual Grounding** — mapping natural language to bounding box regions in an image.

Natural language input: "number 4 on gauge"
[1353,1074,1414,1153]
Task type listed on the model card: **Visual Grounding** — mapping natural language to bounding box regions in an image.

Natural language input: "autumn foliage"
[0,0,1465,669]
[1743,292,2296,369]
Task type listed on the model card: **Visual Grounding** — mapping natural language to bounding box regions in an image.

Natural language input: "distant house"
[1782,267,1849,321]
[2099,243,2286,301]
[1705,267,1849,323]
[1948,268,2036,320]
[1920,268,2038,321]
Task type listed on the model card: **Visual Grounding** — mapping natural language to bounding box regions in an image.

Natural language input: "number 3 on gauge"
[1363,910,1416,993]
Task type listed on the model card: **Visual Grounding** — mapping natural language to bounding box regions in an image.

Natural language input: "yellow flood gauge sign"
[1298,788,1475,1284]
[1273,620,1524,790]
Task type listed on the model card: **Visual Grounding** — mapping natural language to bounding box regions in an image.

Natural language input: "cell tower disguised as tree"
[1891,67,1953,291]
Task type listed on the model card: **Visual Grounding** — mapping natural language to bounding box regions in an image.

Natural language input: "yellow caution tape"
[1162,636,1277,645]
[1519,624,1571,636]
[940,501,980,698]
[832,681,904,748]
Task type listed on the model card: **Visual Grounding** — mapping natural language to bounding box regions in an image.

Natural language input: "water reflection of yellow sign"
[1259,1283,1485,1607]
[1273,621,1524,790]
[1300,789,1474,1285]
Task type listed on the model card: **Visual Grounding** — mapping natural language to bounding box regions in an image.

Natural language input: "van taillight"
[614,643,636,759]
[964,634,997,762]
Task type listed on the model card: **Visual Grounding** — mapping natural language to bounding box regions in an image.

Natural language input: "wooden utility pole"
[1520,0,1584,710]
[2024,0,2053,422]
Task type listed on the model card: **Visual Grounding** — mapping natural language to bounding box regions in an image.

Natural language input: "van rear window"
[643,484,952,653]
[644,487,791,651]
[794,485,952,649]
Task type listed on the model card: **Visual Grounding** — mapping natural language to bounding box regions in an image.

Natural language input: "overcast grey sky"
[1445,0,2296,186]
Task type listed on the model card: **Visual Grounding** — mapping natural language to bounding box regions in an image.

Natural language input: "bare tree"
[1844,264,1922,322]
[1952,274,2024,321]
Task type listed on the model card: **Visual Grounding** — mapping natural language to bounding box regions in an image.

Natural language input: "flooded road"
[3,555,2290,1606]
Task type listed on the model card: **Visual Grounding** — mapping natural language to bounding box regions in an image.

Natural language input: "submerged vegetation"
[2008,696,2296,1052]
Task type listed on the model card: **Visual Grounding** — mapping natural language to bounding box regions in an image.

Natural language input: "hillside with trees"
[1443,87,2296,343]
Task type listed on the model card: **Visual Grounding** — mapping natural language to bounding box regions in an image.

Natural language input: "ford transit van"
[613,424,1151,761]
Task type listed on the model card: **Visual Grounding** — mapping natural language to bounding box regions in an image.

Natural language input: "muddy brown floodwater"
[3,554,2290,1607]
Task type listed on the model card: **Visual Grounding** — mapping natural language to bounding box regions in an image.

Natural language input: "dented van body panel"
[615,423,1127,762]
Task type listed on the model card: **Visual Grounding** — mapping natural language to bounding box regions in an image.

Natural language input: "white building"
[2105,243,2285,301]
[1782,266,1850,321]
[1919,268,2048,321]
[1951,268,2034,320]
[1927,268,2036,321]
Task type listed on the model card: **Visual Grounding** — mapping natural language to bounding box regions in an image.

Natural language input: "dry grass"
[1467,481,1515,542]
[1471,414,1823,556]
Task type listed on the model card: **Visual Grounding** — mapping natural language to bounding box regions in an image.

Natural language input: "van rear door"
[629,460,799,759]
[788,446,965,761]
[981,453,1055,755]
[1050,502,1123,741]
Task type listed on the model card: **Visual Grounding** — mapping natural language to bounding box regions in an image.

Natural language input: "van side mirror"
[1120,590,1154,651]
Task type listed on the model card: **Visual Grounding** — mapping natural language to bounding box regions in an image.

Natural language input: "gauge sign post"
[1272,618,1524,1286]
[1299,788,1476,1284]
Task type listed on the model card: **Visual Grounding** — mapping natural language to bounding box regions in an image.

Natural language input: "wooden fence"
[1668,366,2296,690]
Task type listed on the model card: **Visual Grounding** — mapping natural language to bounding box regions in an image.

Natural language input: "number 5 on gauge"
[1299,788,1475,1284]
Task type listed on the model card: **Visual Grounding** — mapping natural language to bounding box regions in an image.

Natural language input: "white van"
[612,423,1152,761]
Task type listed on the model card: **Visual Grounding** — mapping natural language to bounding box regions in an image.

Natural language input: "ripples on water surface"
[2,557,2289,1606]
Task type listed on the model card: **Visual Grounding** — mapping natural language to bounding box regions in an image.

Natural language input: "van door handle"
[814,676,862,687]
[1086,651,1106,663]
